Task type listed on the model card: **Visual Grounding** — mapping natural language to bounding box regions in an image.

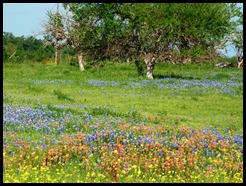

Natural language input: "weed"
[53,89,74,103]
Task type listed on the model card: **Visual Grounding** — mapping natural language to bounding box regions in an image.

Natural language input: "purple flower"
[170,142,178,149]
[234,135,243,145]
[203,142,208,148]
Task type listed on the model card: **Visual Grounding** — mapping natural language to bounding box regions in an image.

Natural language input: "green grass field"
[3,62,243,183]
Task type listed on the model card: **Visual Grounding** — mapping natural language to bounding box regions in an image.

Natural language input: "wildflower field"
[3,62,243,183]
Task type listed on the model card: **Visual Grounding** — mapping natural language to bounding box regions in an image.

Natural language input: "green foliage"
[3,3,242,77]
[53,89,74,102]
[3,32,55,63]
[3,31,78,65]
[216,56,238,64]
[61,3,243,78]
[134,60,146,76]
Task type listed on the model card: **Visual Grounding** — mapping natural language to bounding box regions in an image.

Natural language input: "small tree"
[42,4,68,65]
[233,29,243,68]
[62,3,104,71]
[63,3,128,70]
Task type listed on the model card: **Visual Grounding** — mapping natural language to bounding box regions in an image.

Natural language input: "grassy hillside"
[3,62,243,133]
[3,62,243,183]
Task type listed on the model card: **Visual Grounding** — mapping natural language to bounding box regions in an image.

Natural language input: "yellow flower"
[98,173,105,179]
[13,178,20,182]
[86,172,90,177]
[161,176,165,181]
[148,164,154,169]
[127,175,133,179]
[150,177,156,182]
[137,169,141,176]
[32,167,37,171]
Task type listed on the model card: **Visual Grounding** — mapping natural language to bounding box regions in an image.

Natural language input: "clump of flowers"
[3,105,243,183]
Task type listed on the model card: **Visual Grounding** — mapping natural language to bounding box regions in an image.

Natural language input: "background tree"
[228,5,243,67]
[231,28,243,67]
[3,32,54,63]
[3,32,17,61]
[62,3,129,70]
[60,3,241,78]
[118,3,241,79]
[42,3,68,65]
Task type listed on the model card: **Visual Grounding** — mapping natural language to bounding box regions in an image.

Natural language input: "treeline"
[3,32,76,64]
[43,3,242,78]
[3,3,243,78]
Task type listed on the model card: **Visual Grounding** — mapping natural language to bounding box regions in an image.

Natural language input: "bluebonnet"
[234,135,243,145]
[170,142,179,149]
[203,142,208,148]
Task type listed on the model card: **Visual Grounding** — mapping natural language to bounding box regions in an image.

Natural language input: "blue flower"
[234,135,243,145]
[203,142,208,148]
[170,142,178,149]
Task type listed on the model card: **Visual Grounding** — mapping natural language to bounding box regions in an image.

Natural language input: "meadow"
[3,61,243,183]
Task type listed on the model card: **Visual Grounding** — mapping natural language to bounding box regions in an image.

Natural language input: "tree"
[232,28,243,68]
[3,32,55,63]
[42,3,68,65]
[118,3,241,78]
[3,32,17,61]
[62,3,99,70]
[62,3,127,70]
[61,3,241,78]
[227,4,243,67]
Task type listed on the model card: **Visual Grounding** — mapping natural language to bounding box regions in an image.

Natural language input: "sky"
[3,3,243,57]
[3,3,61,38]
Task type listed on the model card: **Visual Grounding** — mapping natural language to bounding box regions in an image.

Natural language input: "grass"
[3,61,243,183]
[3,62,243,132]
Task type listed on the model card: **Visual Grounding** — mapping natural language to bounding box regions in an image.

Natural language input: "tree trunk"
[144,55,156,79]
[78,50,85,71]
[237,57,243,68]
[55,48,58,65]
